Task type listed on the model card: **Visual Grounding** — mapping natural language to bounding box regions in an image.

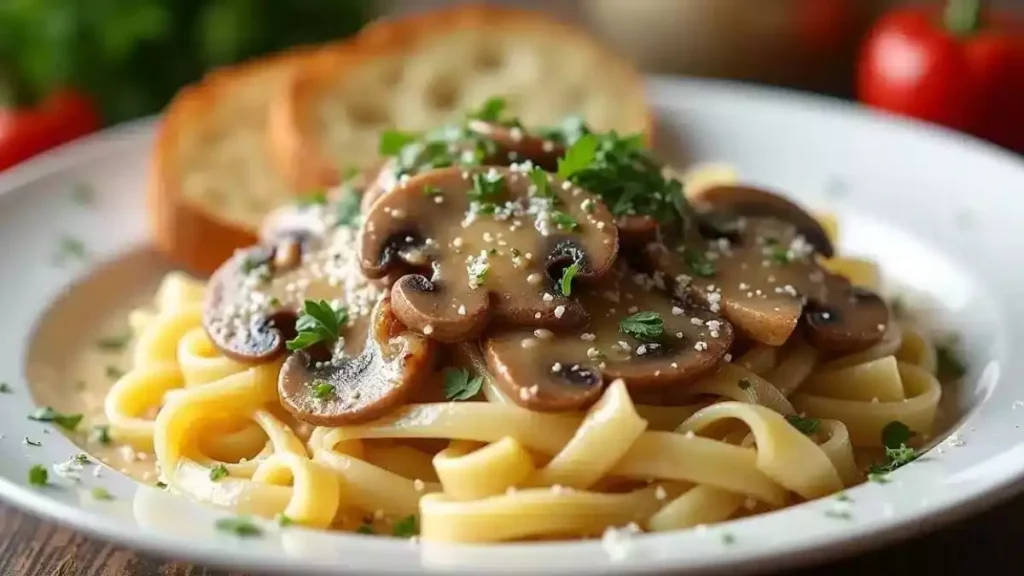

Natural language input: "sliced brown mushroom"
[359,165,619,343]
[204,223,385,363]
[361,121,567,212]
[690,185,834,257]
[646,214,886,353]
[278,294,436,426]
[484,262,734,412]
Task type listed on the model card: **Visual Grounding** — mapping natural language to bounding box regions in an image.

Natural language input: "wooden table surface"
[2,491,1022,576]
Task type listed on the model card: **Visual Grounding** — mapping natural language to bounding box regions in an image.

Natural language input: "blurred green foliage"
[0,0,374,123]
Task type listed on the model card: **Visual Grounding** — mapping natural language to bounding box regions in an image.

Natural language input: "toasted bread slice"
[269,4,652,191]
[149,49,317,276]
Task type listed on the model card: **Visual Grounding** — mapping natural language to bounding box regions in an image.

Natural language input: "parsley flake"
[528,168,552,198]
[90,487,114,501]
[0,382,11,393]
[356,523,374,535]
[312,381,335,399]
[379,130,419,156]
[721,533,736,545]
[619,311,664,342]
[209,464,229,482]
[335,187,362,228]
[443,368,483,401]
[215,516,263,538]
[559,261,581,297]
[470,172,505,203]
[105,366,124,380]
[24,438,41,447]
[92,425,111,445]
[467,254,490,289]
[468,96,506,122]
[393,514,418,537]
[768,244,791,265]
[96,332,131,351]
[155,481,168,489]
[276,513,293,527]
[423,184,443,197]
[298,190,327,206]
[550,211,579,231]
[683,248,716,278]
[28,464,48,486]
[286,300,348,351]
[28,407,83,431]
[738,378,752,390]
[55,236,88,265]
[557,133,598,180]
[785,414,821,435]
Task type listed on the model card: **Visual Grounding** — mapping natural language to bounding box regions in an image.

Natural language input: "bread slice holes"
[426,76,461,111]
[473,45,506,72]
[347,98,391,127]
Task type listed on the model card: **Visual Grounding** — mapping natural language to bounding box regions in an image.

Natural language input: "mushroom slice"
[362,122,567,212]
[204,224,384,363]
[279,295,436,426]
[646,216,887,353]
[359,166,619,343]
[484,263,733,412]
[690,185,834,257]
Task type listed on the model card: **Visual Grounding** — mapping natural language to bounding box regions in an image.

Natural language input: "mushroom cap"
[361,121,566,213]
[484,263,733,412]
[690,185,834,258]
[279,295,436,426]
[647,214,886,353]
[204,224,384,363]
[359,165,619,343]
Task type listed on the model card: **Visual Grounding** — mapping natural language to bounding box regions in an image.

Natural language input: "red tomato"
[0,90,101,171]
[857,3,1024,154]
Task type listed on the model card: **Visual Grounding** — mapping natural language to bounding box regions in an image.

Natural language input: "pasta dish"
[96,100,951,543]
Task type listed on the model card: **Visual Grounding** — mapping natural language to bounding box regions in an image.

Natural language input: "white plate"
[1,76,1024,575]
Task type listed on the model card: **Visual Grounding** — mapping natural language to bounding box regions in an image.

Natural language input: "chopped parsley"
[469,172,505,203]
[721,533,736,545]
[96,332,132,351]
[24,437,41,447]
[297,190,327,206]
[556,134,598,180]
[28,407,83,431]
[683,248,716,278]
[467,254,490,289]
[868,421,919,476]
[785,415,821,435]
[92,425,111,445]
[215,516,263,538]
[312,381,335,399]
[72,454,90,465]
[536,114,590,147]
[335,186,361,228]
[0,382,11,393]
[286,300,348,351]
[824,509,852,520]
[528,167,552,198]
[90,486,114,501]
[379,130,419,156]
[276,513,293,527]
[550,211,579,232]
[54,236,88,265]
[619,311,664,342]
[443,368,483,401]
[28,464,48,486]
[836,493,852,502]
[468,96,506,122]
[559,261,581,297]
[767,244,791,265]
[155,481,168,489]
[423,184,443,197]
[737,378,752,390]
[936,344,967,380]
[209,464,229,481]
[392,514,418,537]
[355,523,374,535]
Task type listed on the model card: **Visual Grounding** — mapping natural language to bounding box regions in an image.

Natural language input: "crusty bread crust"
[269,3,653,191]
[149,48,319,276]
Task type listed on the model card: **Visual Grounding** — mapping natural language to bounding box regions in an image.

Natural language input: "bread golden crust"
[149,48,319,276]
[269,3,653,191]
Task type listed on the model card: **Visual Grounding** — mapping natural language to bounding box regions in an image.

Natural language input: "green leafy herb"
[72,454,90,465]
[468,96,506,122]
[536,115,591,147]
[528,167,552,198]
[881,421,914,449]
[767,245,791,265]
[24,438,41,447]
[92,425,111,445]
[550,211,579,232]
[312,381,335,399]
[721,533,736,545]
[55,236,87,265]
[738,378,752,390]
[28,407,83,431]
[356,523,374,535]
[155,481,168,489]
[936,344,967,380]
[90,486,114,501]
[380,130,419,156]
[392,514,418,538]
[557,133,598,180]
[423,184,443,197]
[276,513,293,527]
[28,464,48,486]
[297,190,327,206]
[836,493,852,502]
[342,166,361,182]
[470,172,505,203]
[683,248,716,278]
[619,311,664,342]
[286,300,348,351]
[209,464,228,482]
[335,187,362,228]
[559,261,581,297]
[867,472,891,484]
[105,366,124,380]
[0,382,11,394]
[72,182,94,206]
[868,443,919,477]
[824,509,852,520]
[443,368,483,401]
[785,415,821,435]
[467,255,490,289]
[96,332,132,351]
[215,516,263,538]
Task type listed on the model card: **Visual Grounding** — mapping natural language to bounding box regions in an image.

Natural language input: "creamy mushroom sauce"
[359,165,619,342]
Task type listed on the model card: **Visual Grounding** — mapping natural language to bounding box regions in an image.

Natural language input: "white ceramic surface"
[1,77,1024,575]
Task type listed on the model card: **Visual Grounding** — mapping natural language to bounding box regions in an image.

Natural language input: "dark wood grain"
[2,492,1024,575]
